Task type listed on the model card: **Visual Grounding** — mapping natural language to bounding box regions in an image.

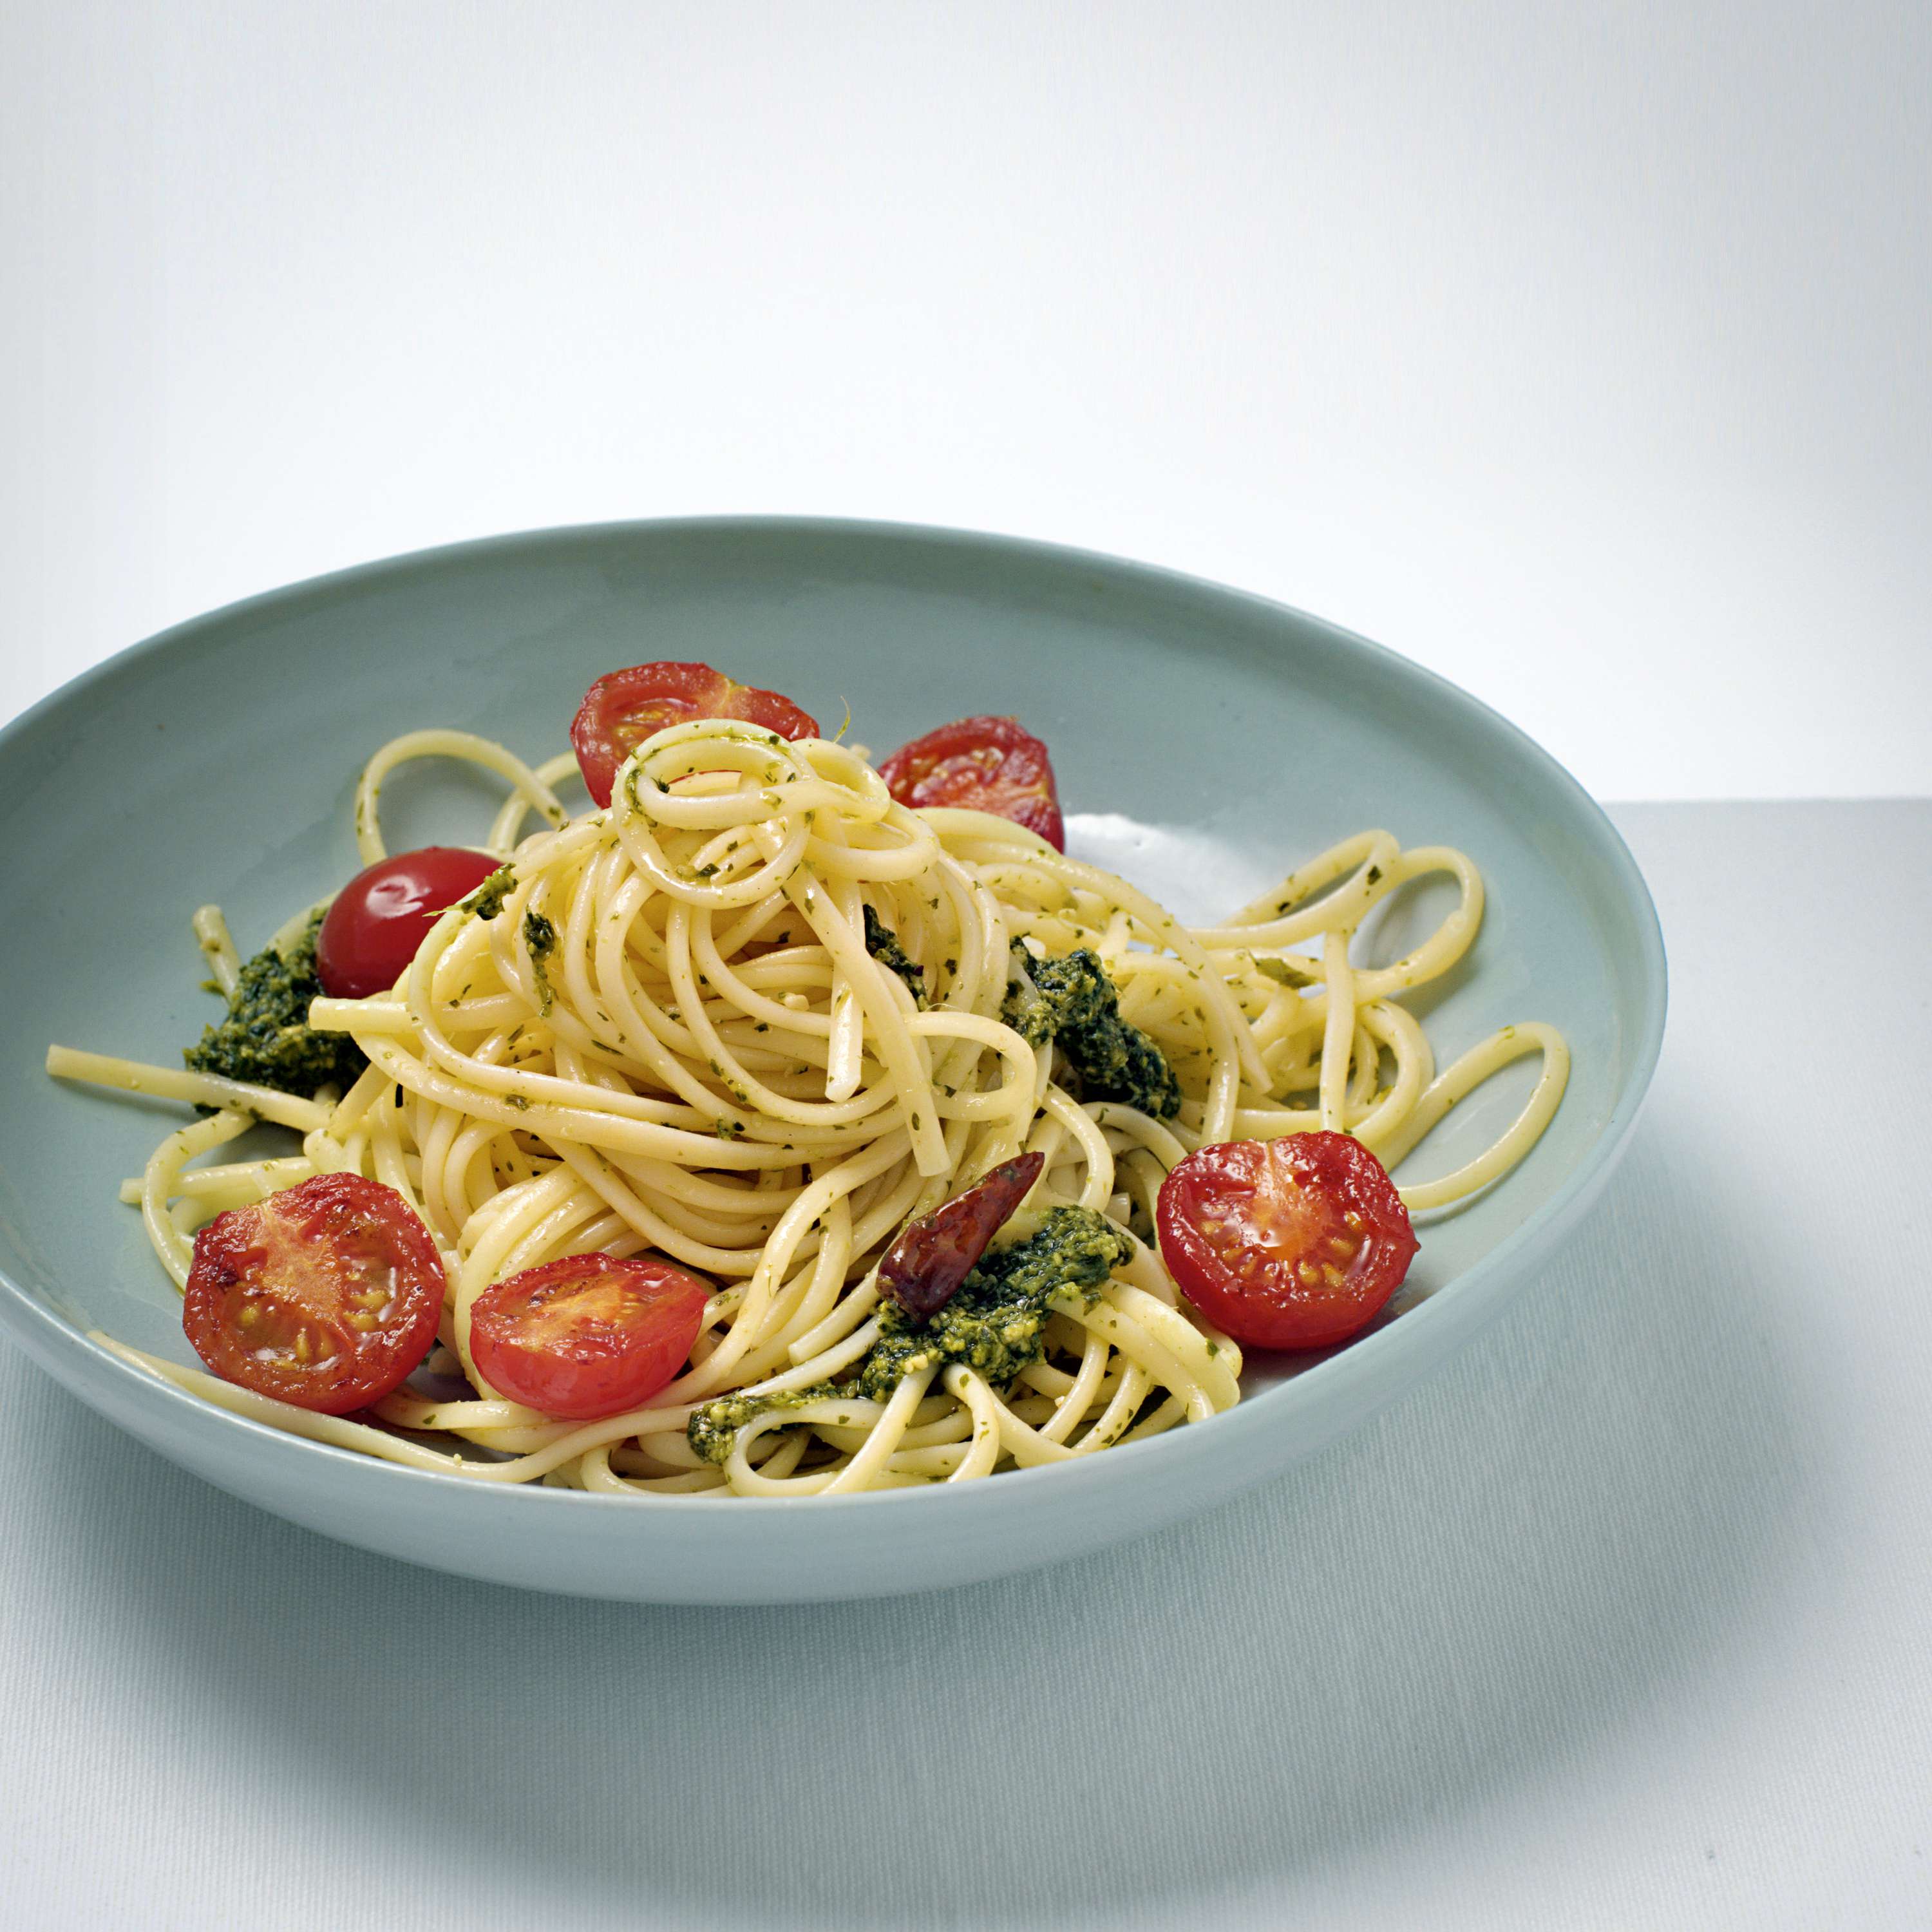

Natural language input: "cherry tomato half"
[469,1253,712,1419]
[184,1173,447,1413]
[1156,1131,1417,1350]
[877,715,1065,851]
[570,661,820,808]
[316,846,502,999]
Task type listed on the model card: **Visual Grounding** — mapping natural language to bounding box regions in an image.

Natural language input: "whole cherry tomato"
[315,846,502,999]
[469,1253,712,1419]
[877,715,1065,850]
[570,661,820,808]
[183,1173,447,1412]
[1157,1131,1417,1350]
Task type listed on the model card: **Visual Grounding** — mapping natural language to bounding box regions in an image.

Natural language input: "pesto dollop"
[687,1382,841,1466]
[183,910,366,1099]
[855,1206,1135,1399]
[689,1211,1137,1454]
[1000,943,1183,1119]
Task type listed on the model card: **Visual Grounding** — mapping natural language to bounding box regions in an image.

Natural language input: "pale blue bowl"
[0,519,1665,1601]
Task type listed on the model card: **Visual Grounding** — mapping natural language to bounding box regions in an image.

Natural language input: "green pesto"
[998,949,1058,1048]
[183,910,366,1099]
[523,909,557,1014]
[863,906,927,1006]
[999,943,1182,1119]
[460,864,516,921]
[687,1382,840,1465]
[855,1206,1135,1399]
[1255,956,1313,989]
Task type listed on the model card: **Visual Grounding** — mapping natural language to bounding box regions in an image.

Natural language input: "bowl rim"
[0,513,1668,1520]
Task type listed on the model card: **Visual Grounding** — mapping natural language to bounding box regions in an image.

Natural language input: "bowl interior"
[0,519,1662,1563]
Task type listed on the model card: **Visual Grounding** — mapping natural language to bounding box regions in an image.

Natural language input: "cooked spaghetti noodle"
[50,717,1568,1497]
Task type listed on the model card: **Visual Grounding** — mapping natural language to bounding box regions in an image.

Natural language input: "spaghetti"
[49,711,1569,1497]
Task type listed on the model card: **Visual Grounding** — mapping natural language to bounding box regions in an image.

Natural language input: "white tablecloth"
[2,800,1926,1930]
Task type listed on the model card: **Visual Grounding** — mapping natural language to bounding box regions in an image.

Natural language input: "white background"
[4,10,1931,1932]
[3,0,1927,799]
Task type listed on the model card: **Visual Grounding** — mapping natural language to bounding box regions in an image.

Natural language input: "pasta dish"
[47,661,1568,1498]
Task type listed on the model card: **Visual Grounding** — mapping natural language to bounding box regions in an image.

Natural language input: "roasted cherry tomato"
[469,1253,712,1419]
[569,660,820,808]
[879,1150,1045,1318]
[878,715,1065,851]
[1156,1131,1417,1350]
[315,846,502,999]
[183,1173,447,1412]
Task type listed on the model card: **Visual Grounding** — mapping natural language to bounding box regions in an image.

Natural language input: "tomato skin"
[570,661,820,808]
[1157,1132,1417,1350]
[469,1253,712,1419]
[315,846,502,1000]
[877,715,1065,851]
[183,1173,447,1413]
[880,1150,1045,1318]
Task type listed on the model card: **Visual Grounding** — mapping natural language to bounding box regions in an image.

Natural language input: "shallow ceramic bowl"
[0,519,1665,1602]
